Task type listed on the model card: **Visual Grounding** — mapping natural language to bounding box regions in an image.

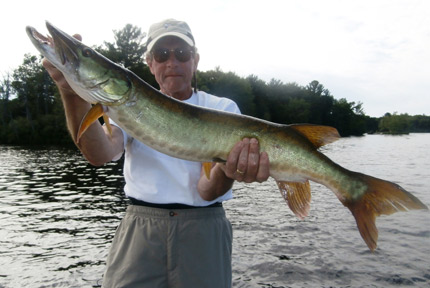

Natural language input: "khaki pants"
[102,205,233,288]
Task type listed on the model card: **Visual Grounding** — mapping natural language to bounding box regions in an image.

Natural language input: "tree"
[304,80,334,124]
[0,54,70,145]
[96,24,156,88]
[411,115,430,132]
[0,73,13,126]
[11,54,44,132]
[305,80,329,97]
[379,113,411,134]
[99,24,146,68]
[246,75,271,120]
[330,98,366,136]
[198,68,256,116]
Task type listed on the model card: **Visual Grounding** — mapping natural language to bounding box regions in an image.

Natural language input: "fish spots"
[117,116,127,124]
[125,100,137,107]
[123,123,135,132]
[133,130,145,138]
[328,172,367,201]
[161,145,198,161]
[171,147,185,155]
[135,111,144,121]
[348,180,367,200]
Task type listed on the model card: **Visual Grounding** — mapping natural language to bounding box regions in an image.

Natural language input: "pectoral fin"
[203,162,213,180]
[103,114,113,136]
[277,180,311,220]
[77,103,104,143]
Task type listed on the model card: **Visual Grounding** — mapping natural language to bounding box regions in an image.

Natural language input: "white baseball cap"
[145,19,195,52]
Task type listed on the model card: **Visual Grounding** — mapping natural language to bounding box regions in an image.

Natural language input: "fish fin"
[103,114,113,137]
[202,162,213,180]
[277,180,311,220]
[77,103,104,143]
[289,124,340,148]
[341,172,428,252]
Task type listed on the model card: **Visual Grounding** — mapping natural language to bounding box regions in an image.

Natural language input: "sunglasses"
[152,47,194,63]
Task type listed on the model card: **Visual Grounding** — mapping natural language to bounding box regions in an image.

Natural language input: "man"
[43,19,270,288]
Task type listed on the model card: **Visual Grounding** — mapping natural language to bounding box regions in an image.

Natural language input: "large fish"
[26,22,427,251]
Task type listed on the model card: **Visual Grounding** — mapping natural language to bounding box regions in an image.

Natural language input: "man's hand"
[197,138,270,201]
[222,138,270,183]
[42,34,82,93]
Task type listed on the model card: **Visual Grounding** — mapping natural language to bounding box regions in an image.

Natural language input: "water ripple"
[1,135,429,287]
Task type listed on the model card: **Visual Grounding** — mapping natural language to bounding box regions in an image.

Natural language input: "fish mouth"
[27,21,132,106]
[27,26,53,47]
[26,21,80,66]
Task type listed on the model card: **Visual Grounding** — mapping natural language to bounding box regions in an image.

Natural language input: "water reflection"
[0,146,127,287]
[1,134,429,287]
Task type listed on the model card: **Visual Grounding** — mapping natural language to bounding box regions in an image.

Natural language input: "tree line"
[1,24,429,146]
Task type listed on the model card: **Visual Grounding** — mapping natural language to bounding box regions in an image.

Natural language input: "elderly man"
[43,18,270,288]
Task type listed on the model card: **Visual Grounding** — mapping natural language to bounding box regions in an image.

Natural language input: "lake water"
[0,134,429,288]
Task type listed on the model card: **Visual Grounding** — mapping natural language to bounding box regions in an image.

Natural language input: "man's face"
[148,36,199,100]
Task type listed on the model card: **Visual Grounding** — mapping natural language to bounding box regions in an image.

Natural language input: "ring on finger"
[236,169,245,175]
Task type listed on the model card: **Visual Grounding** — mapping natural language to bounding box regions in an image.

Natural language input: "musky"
[2,0,429,117]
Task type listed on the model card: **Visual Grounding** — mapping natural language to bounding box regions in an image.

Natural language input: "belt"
[128,197,222,209]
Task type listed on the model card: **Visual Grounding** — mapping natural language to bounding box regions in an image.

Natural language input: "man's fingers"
[256,152,270,182]
[225,140,244,177]
[243,138,260,182]
[73,34,82,41]
[236,138,250,180]
[225,138,270,183]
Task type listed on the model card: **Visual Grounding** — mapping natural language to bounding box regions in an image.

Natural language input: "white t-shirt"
[113,90,241,206]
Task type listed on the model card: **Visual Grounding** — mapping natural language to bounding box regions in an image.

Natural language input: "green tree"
[96,24,156,87]
[11,54,44,133]
[265,79,304,124]
[305,80,328,97]
[246,75,271,120]
[410,115,430,132]
[379,113,411,134]
[330,98,366,136]
[198,68,256,116]
[2,54,70,145]
[0,73,13,126]
[305,80,334,124]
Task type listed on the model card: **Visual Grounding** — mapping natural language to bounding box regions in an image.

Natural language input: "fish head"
[26,21,131,106]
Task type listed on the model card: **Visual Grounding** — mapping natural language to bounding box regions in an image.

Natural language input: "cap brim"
[147,32,194,52]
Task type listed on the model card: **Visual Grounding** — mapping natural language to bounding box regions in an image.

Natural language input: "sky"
[2,0,429,117]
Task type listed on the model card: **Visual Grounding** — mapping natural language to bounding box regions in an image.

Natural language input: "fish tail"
[342,172,428,251]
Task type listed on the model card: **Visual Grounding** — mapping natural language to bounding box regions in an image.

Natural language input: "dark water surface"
[1,134,429,287]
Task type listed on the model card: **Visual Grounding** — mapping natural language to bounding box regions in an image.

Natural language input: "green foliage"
[95,24,157,88]
[198,68,256,115]
[379,113,412,134]
[329,98,367,136]
[1,23,429,145]
[0,54,71,145]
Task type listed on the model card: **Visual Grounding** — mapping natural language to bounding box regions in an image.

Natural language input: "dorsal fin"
[289,124,340,148]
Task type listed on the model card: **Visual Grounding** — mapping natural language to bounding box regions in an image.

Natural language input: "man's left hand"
[223,138,270,183]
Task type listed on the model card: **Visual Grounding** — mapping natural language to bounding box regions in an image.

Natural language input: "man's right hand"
[42,34,82,94]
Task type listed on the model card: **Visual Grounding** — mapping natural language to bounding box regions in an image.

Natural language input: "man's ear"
[194,53,200,71]
[146,57,155,75]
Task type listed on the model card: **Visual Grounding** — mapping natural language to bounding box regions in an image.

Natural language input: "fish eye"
[82,47,93,57]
